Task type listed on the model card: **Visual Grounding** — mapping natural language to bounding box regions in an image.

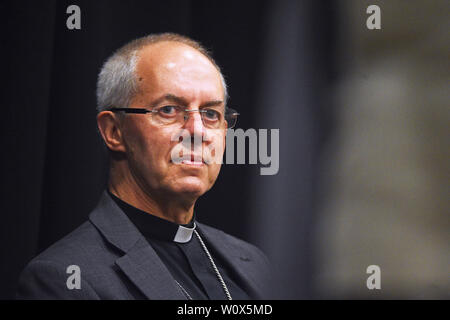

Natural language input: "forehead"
[135,42,224,103]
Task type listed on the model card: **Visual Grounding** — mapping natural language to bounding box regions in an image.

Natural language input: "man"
[17,33,270,300]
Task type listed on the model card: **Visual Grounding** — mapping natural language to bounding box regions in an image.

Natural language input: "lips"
[181,159,204,166]
[183,153,204,164]
[170,145,209,165]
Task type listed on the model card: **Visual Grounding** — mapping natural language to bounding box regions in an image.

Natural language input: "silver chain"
[175,280,193,300]
[174,230,233,300]
[194,230,232,300]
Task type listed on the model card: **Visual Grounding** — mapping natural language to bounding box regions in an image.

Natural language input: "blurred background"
[0,0,448,299]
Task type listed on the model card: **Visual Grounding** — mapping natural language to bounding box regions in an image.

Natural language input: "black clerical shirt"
[108,190,250,300]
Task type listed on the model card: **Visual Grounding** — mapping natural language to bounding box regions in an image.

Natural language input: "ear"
[97,111,126,153]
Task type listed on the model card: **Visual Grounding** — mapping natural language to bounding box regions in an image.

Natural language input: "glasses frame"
[107,106,240,129]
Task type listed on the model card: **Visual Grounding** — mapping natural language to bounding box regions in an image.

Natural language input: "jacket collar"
[89,191,264,299]
[89,191,185,299]
[196,223,266,299]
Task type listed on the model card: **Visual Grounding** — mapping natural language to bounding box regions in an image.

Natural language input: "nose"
[183,110,207,139]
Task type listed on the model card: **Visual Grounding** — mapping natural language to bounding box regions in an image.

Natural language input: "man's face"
[120,42,226,201]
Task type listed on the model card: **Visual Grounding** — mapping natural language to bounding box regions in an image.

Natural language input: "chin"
[170,176,209,197]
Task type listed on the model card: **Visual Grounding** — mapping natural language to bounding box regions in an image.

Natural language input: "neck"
[108,162,195,225]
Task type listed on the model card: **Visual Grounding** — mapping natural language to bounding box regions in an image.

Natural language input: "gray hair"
[96,33,228,113]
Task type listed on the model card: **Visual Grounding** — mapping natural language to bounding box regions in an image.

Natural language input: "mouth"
[181,159,205,166]
[170,153,207,166]
[183,154,205,166]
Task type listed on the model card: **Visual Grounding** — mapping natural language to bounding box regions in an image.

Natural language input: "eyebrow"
[149,93,223,108]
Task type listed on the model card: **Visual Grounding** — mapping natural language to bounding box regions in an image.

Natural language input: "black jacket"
[16,191,271,299]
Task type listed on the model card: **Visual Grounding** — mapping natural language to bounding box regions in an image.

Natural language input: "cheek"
[209,162,222,176]
[207,133,225,175]
[125,122,174,166]
[141,134,175,167]
[211,131,226,158]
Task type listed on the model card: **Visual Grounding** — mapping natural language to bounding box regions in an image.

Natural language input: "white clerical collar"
[173,222,196,243]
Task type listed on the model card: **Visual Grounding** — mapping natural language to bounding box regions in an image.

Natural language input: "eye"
[203,109,220,121]
[157,105,179,116]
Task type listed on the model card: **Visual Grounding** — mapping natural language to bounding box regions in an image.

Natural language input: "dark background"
[1,0,337,299]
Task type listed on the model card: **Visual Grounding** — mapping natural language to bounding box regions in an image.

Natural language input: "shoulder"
[29,220,111,267]
[16,221,110,299]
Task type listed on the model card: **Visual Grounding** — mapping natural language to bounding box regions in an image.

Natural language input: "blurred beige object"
[315,0,449,298]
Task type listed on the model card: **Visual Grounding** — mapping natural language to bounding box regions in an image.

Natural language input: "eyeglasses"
[107,105,239,129]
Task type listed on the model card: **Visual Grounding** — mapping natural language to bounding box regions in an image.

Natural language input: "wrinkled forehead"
[134,42,224,102]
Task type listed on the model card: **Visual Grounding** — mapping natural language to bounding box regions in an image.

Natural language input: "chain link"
[174,230,233,300]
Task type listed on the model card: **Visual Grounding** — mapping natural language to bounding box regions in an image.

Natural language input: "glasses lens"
[153,105,183,125]
[225,108,239,129]
[150,106,239,129]
[200,109,222,129]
